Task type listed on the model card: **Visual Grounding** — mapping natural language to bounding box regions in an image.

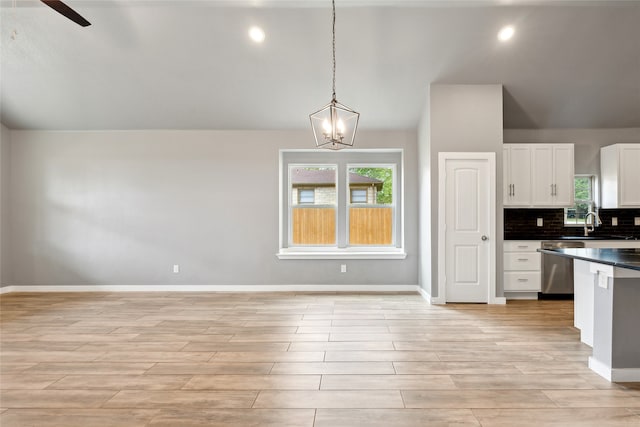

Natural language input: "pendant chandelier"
[309,0,359,150]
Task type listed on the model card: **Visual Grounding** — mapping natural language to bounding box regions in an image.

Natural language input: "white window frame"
[564,174,597,226]
[278,149,406,260]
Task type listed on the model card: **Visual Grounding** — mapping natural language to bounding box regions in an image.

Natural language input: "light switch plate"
[612,217,618,226]
[635,217,640,226]
[536,218,543,227]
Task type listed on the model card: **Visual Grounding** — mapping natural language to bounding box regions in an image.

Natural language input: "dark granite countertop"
[538,248,640,272]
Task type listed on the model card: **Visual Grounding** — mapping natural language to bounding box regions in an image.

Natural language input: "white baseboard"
[0,284,420,294]
[589,356,640,382]
[416,287,433,304]
[491,296,507,305]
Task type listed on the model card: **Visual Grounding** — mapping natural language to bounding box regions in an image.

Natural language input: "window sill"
[276,250,407,260]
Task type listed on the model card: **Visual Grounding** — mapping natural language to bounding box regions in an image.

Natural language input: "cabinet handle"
[554,184,557,196]
[517,245,528,248]
[517,278,529,282]
[517,258,529,261]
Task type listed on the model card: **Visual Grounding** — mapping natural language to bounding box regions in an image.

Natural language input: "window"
[290,167,336,245]
[348,166,394,245]
[565,175,596,225]
[279,150,405,259]
[350,189,367,203]
[298,189,315,204]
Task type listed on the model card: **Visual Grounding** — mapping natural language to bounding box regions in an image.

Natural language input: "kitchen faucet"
[584,211,601,237]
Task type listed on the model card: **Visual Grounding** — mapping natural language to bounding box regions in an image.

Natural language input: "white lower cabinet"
[504,271,541,292]
[504,240,541,293]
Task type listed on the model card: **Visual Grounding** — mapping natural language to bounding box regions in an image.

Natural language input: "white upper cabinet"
[531,144,574,207]
[531,145,554,206]
[551,144,575,206]
[504,143,574,208]
[503,145,531,206]
[601,144,640,208]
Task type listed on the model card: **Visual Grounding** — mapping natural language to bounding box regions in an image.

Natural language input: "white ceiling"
[1,0,639,130]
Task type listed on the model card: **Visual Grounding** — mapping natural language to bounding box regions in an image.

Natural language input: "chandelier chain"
[332,0,336,101]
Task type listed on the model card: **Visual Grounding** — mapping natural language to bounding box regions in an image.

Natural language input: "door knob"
[481,235,488,241]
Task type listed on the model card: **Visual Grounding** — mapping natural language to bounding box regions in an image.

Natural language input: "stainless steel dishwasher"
[540,240,585,296]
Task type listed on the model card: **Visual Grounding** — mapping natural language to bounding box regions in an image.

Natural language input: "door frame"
[437,152,499,304]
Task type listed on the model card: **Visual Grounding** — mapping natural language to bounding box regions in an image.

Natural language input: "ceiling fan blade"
[41,0,91,27]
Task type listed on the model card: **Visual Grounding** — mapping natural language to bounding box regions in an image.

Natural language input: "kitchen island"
[539,247,640,382]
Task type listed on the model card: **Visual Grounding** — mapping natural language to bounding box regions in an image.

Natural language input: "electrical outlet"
[340,264,347,273]
[598,271,608,289]
[635,217,640,226]
[536,218,543,227]
[612,217,618,226]
[173,264,180,273]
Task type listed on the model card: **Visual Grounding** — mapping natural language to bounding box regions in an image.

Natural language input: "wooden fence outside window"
[292,207,392,245]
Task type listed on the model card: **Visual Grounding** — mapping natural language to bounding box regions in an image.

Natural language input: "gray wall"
[6,129,418,288]
[504,128,640,176]
[419,84,504,298]
[0,124,10,287]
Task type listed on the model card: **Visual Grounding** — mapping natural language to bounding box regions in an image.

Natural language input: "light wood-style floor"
[1,292,639,426]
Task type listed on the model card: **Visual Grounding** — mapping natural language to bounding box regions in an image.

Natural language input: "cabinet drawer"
[504,241,541,252]
[504,271,541,292]
[504,252,541,271]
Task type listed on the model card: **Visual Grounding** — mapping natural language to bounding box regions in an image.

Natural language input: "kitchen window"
[278,150,405,259]
[565,175,596,225]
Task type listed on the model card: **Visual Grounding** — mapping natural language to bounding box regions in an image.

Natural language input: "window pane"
[348,167,393,205]
[565,176,594,225]
[292,207,336,244]
[349,207,393,245]
[574,177,591,200]
[351,189,367,203]
[290,166,336,245]
[348,167,393,245]
[298,189,315,204]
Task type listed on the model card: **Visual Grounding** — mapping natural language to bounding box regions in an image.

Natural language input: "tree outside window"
[565,175,595,225]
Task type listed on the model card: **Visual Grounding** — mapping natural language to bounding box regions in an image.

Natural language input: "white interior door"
[439,153,495,303]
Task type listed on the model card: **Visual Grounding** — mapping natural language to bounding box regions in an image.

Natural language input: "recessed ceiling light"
[249,26,265,43]
[498,25,515,42]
